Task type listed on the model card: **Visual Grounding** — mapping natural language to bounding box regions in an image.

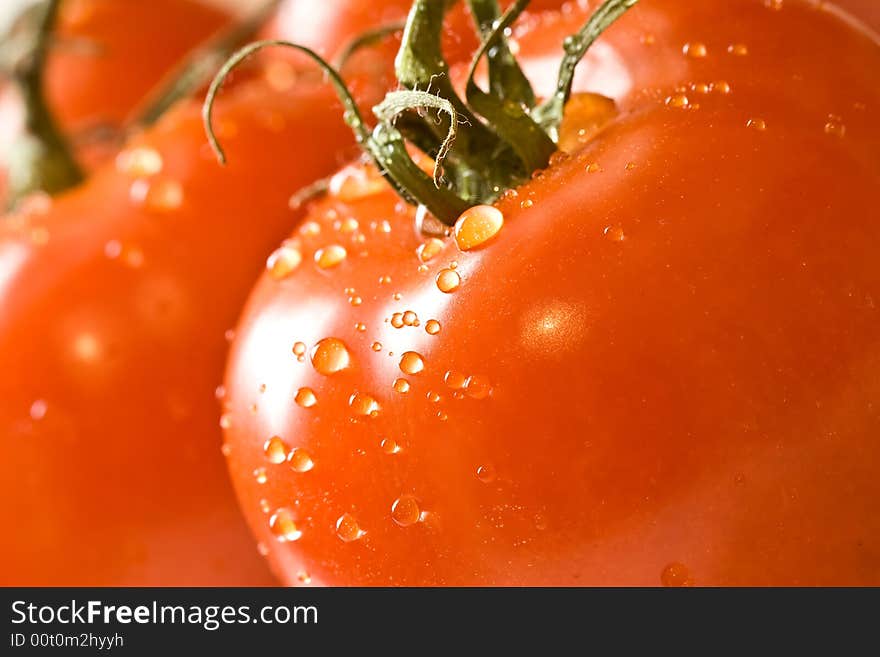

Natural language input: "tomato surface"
[0,66,370,584]
[0,0,231,202]
[222,0,880,585]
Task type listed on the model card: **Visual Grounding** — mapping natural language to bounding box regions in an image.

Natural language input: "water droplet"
[476,464,496,483]
[329,165,387,202]
[520,198,534,209]
[220,443,232,457]
[436,268,461,293]
[336,513,365,542]
[334,217,359,233]
[253,467,268,484]
[426,390,441,403]
[392,292,403,301]
[425,319,441,335]
[661,562,694,587]
[294,387,317,408]
[288,447,314,472]
[270,508,303,542]
[390,313,405,329]
[444,370,466,390]
[378,275,392,285]
[257,542,270,556]
[625,161,637,171]
[293,341,306,357]
[454,205,504,251]
[727,43,749,56]
[300,220,321,236]
[380,438,401,454]
[683,42,707,58]
[465,375,491,400]
[297,570,312,584]
[264,436,290,464]
[314,244,347,269]
[824,115,846,138]
[355,322,366,332]
[712,80,732,95]
[417,237,445,263]
[665,94,690,109]
[747,118,767,131]
[586,162,601,173]
[371,341,382,352]
[393,378,411,393]
[348,295,363,307]
[604,225,626,242]
[130,178,183,211]
[310,338,351,375]
[349,391,380,416]
[30,399,48,421]
[116,147,163,176]
[402,310,418,326]
[399,351,425,375]
[258,383,267,394]
[391,495,422,527]
[219,413,232,429]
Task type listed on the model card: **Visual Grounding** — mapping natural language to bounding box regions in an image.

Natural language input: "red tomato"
[0,64,373,584]
[222,0,880,585]
[0,0,231,202]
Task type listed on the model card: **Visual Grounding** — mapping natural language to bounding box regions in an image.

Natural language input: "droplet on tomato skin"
[393,378,410,394]
[661,562,694,587]
[253,467,268,484]
[665,94,690,109]
[296,570,312,584]
[219,413,232,429]
[371,341,383,352]
[29,399,48,421]
[399,351,425,375]
[334,217,359,233]
[264,436,290,464]
[390,313,405,329]
[380,438,401,454]
[747,118,767,131]
[300,220,321,237]
[727,43,749,56]
[354,322,366,332]
[116,146,163,177]
[426,390,441,403]
[682,42,707,58]
[453,205,504,251]
[476,464,497,483]
[310,338,351,375]
[314,244,347,269]
[417,238,445,263]
[130,178,184,211]
[436,268,461,293]
[257,542,270,556]
[288,447,314,473]
[604,224,626,242]
[402,310,418,326]
[270,508,303,542]
[425,319,441,335]
[349,392,380,417]
[520,198,534,209]
[824,115,846,138]
[391,496,422,527]
[465,375,491,400]
[349,296,363,307]
[378,275,392,285]
[586,162,601,173]
[712,80,732,95]
[294,387,317,408]
[293,341,306,357]
[444,370,466,390]
[765,0,783,10]
[336,513,365,542]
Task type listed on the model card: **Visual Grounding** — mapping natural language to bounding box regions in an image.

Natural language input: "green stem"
[5,0,83,207]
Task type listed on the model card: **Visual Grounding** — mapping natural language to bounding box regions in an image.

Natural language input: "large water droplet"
[310,338,351,375]
[264,436,290,464]
[399,351,425,375]
[295,387,317,408]
[336,513,365,542]
[454,205,504,251]
[391,495,422,527]
[288,447,314,473]
[661,562,693,587]
[436,268,461,293]
[270,508,303,542]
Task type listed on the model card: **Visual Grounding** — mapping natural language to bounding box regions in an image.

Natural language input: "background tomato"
[221,0,880,585]
[0,0,232,204]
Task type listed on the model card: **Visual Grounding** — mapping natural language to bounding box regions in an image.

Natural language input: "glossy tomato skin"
[223,0,880,585]
[0,0,231,201]
[0,73,365,585]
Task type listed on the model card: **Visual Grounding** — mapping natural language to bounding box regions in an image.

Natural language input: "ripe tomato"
[0,64,373,584]
[0,0,231,202]
[222,0,880,585]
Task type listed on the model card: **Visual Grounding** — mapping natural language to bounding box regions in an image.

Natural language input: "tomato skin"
[0,71,367,585]
[223,0,880,585]
[0,0,231,201]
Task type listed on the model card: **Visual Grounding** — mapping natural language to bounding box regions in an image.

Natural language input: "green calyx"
[204,0,638,225]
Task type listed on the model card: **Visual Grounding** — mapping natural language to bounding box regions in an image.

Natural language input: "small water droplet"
[29,399,47,421]
[520,198,534,209]
[426,390,441,403]
[727,43,748,56]
[300,220,321,236]
[270,508,303,542]
[665,94,690,109]
[371,341,382,352]
[661,562,694,587]
[824,115,846,138]
[465,375,491,400]
[116,147,163,177]
[380,438,401,454]
[454,205,504,251]
[747,118,767,131]
[393,378,411,394]
[391,495,422,527]
[349,391,380,416]
[293,341,306,357]
[586,162,601,173]
[295,387,317,408]
[399,351,425,375]
[425,319,441,335]
[219,413,232,429]
[336,513,365,542]
[314,244,347,269]
[436,268,461,293]
[417,238,445,263]
[378,275,392,285]
[288,447,314,472]
[253,467,268,484]
[476,464,496,483]
[310,338,351,375]
[264,436,290,464]
[683,42,707,58]
[348,295,363,307]
[402,310,418,326]
[267,243,303,279]
[444,370,466,390]
[130,178,183,211]
[390,313,405,329]
[604,225,626,241]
